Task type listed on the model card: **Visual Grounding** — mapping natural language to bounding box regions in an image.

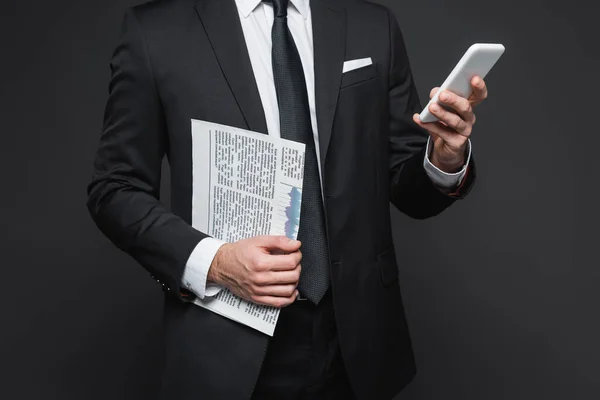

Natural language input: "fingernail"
[430,104,439,112]
[440,92,448,101]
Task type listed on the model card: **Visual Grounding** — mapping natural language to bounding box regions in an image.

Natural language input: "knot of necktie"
[263,0,289,18]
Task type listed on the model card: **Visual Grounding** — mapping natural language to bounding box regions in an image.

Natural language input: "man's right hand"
[207,236,302,308]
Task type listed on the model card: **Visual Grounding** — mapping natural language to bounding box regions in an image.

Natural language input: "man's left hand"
[413,76,488,173]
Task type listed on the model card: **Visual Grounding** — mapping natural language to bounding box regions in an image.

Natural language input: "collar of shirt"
[235,0,309,19]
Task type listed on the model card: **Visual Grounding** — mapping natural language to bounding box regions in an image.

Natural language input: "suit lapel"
[311,0,346,172]
[195,0,268,134]
[195,0,346,160]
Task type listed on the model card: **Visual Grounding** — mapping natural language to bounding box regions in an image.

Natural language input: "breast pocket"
[339,63,379,89]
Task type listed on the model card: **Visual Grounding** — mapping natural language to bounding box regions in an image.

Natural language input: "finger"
[413,115,468,149]
[256,251,301,271]
[255,265,301,285]
[254,235,301,253]
[415,113,440,141]
[437,90,475,123]
[429,87,440,99]
[252,291,298,308]
[253,284,298,297]
[469,76,488,106]
[427,103,471,137]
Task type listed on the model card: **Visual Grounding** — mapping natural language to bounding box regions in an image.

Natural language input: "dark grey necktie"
[267,0,330,304]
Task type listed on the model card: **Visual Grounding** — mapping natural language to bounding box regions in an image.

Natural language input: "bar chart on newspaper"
[190,120,305,335]
[273,184,302,239]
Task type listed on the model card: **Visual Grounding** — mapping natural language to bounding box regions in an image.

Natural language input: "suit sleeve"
[385,9,475,219]
[87,10,207,300]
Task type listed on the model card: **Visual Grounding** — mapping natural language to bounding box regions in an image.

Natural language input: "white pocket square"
[342,57,373,73]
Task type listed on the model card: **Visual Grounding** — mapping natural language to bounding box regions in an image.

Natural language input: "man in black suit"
[88,0,487,398]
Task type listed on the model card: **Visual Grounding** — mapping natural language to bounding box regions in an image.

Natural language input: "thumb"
[254,235,301,252]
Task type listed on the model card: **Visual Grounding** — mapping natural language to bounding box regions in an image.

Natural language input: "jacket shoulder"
[330,0,394,19]
[128,0,195,26]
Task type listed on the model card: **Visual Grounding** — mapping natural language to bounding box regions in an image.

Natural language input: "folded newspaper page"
[190,120,305,335]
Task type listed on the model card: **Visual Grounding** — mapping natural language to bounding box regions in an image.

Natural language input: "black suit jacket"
[87,0,475,399]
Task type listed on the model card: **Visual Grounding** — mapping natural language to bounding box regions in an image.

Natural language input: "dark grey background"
[1,0,597,399]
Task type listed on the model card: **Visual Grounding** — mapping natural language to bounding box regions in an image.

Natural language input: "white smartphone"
[419,43,505,123]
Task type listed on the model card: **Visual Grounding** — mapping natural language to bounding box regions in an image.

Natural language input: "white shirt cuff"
[423,138,471,189]
[182,237,226,299]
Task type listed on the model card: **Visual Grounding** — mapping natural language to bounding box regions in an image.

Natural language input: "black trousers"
[251,290,356,400]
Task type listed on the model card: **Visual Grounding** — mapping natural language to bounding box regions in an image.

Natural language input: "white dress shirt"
[181,0,471,299]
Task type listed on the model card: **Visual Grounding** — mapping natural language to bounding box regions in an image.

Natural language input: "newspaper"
[190,120,305,335]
